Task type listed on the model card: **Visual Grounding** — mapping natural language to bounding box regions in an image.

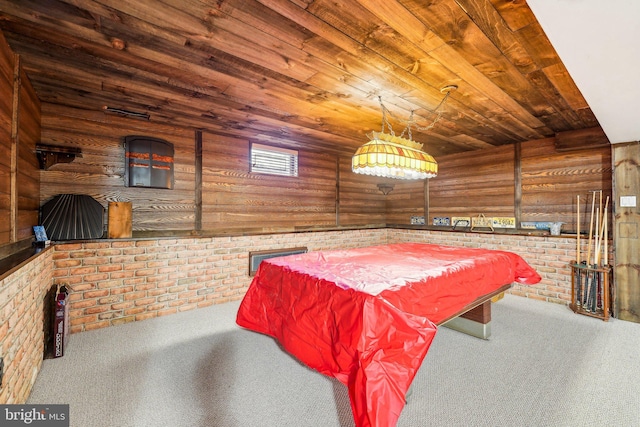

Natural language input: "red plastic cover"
[236,243,541,426]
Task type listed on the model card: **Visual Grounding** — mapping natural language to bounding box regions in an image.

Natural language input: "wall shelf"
[35,144,82,170]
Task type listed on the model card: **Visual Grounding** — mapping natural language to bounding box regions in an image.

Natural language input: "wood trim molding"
[10,53,20,243]
[195,130,203,231]
[555,127,610,152]
[514,141,522,225]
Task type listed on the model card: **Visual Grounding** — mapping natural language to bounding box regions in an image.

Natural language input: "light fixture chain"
[378,96,397,136]
[412,90,452,133]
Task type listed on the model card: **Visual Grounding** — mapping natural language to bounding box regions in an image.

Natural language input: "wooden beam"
[195,129,202,231]
[514,141,522,226]
[555,127,610,152]
[10,53,20,243]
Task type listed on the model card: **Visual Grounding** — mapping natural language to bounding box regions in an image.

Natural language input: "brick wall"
[0,248,53,404]
[53,229,389,333]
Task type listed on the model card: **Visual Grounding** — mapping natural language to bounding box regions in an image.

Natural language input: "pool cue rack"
[570,263,611,321]
[570,191,611,321]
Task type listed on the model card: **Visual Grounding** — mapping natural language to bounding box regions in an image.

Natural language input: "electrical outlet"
[0,356,4,387]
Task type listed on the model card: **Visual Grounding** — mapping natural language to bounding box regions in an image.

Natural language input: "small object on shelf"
[33,225,50,247]
[520,221,552,230]
[432,217,450,226]
[410,216,425,225]
[451,217,470,230]
[471,214,494,232]
[492,217,516,229]
[549,222,564,235]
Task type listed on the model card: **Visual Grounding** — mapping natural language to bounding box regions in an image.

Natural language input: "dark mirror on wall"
[124,135,174,189]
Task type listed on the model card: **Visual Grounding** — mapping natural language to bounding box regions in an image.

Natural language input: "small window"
[250,143,298,177]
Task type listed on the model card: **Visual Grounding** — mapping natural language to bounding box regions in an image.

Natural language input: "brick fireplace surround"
[0,228,585,404]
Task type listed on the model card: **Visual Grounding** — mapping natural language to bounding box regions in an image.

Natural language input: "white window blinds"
[250,143,298,177]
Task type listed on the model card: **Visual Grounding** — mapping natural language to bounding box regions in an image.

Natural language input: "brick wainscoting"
[389,228,598,305]
[0,248,53,404]
[52,229,388,333]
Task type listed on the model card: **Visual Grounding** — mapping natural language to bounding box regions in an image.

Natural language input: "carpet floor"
[28,295,640,426]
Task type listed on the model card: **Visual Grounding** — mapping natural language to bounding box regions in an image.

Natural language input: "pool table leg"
[442,301,492,339]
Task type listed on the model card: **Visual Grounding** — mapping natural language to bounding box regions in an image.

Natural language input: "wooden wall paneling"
[201,132,338,231]
[16,65,40,241]
[385,180,425,225]
[520,138,612,232]
[425,179,429,222]
[612,142,640,322]
[555,126,609,152]
[39,103,195,232]
[337,155,386,226]
[0,30,40,248]
[429,145,515,222]
[0,31,14,246]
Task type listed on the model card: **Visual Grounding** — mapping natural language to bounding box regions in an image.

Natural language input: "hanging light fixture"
[352,85,457,180]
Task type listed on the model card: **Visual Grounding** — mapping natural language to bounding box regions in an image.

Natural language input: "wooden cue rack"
[570,263,611,321]
[570,191,611,321]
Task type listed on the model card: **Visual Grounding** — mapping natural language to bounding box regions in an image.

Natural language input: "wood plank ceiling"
[0,0,600,157]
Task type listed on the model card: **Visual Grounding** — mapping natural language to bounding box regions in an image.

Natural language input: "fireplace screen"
[124,135,174,189]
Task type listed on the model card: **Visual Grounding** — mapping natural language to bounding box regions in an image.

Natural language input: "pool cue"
[575,195,581,306]
[576,194,580,263]
[594,207,600,265]
[574,194,582,308]
[596,197,609,266]
[590,192,607,311]
[599,190,603,243]
[597,200,609,310]
[603,199,608,266]
[589,206,600,311]
[586,191,596,268]
[584,192,596,306]
[603,202,608,313]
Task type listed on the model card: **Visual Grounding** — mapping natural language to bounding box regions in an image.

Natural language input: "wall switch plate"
[620,196,637,207]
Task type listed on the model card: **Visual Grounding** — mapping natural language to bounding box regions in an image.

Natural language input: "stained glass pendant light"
[352,86,456,180]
